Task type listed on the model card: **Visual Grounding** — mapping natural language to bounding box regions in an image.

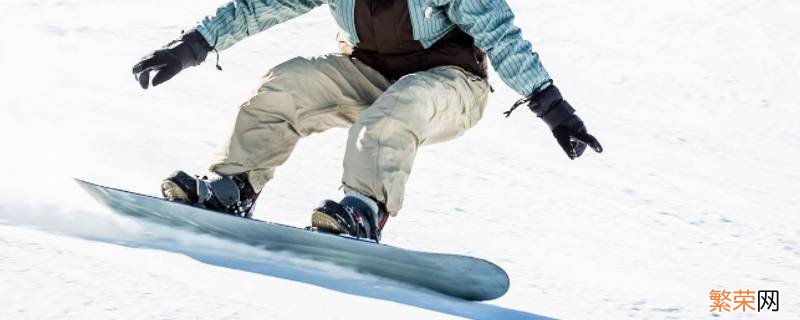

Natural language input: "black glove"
[528,84,603,159]
[132,30,211,89]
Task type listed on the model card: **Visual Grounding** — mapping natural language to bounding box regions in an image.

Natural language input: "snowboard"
[75,179,509,301]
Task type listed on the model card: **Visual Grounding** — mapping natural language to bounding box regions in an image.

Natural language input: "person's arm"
[197,0,328,51]
[438,0,549,96]
[442,0,603,159]
[132,0,327,89]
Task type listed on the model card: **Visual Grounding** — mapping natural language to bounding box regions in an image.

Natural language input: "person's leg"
[342,66,490,216]
[210,54,390,192]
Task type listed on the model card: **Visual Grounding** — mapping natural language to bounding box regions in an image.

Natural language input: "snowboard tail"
[75,179,509,301]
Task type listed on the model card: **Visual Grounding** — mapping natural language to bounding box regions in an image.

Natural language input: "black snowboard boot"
[311,192,388,242]
[161,170,258,218]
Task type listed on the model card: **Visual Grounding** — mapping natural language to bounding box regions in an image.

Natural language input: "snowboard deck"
[75,179,509,301]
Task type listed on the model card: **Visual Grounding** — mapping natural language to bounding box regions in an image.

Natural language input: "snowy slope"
[1,0,799,319]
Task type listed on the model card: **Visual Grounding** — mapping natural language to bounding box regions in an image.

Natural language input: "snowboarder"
[132,0,603,242]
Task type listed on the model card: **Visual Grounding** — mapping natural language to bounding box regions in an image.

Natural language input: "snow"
[1,0,798,319]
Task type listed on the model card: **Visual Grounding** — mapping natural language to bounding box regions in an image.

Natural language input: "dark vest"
[351,0,488,80]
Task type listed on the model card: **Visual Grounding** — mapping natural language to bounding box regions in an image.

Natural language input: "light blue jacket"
[196,0,551,96]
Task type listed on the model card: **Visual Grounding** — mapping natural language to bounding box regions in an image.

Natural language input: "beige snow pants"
[210,54,489,215]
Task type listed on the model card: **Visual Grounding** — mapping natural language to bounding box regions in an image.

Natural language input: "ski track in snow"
[1,0,799,319]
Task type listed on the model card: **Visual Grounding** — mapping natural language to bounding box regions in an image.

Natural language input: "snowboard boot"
[311,192,389,242]
[161,170,258,218]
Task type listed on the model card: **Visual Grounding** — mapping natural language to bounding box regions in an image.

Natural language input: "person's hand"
[132,30,211,89]
[528,83,603,159]
[552,115,602,159]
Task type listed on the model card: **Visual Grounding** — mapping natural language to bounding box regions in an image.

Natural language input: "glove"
[528,83,603,160]
[132,30,211,89]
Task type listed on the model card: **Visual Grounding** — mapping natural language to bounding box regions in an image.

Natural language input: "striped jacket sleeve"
[438,0,551,96]
[195,0,328,51]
